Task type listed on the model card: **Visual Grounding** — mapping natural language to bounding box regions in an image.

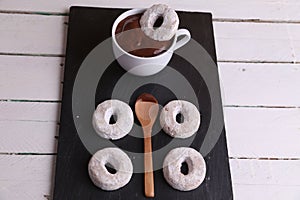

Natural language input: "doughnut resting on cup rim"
[111,8,191,76]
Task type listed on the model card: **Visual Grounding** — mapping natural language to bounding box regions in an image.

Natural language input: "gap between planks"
[224,105,300,109]
[0,99,61,103]
[218,60,300,64]
[229,157,300,161]
[0,152,299,161]
[0,152,57,156]
[0,52,64,58]
[1,99,299,109]
[1,52,300,65]
[1,10,300,25]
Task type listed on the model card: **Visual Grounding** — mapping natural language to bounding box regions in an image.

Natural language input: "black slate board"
[54,6,233,200]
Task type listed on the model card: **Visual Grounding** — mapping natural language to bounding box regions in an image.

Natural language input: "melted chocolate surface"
[115,14,173,57]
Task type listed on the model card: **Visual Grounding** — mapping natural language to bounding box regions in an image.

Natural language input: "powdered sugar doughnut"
[160,100,200,138]
[88,148,133,191]
[92,100,133,140]
[140,4,179,41]
[163,147,206,191]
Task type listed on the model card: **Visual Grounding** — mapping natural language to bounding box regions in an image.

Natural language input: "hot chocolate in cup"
[112,8,191,76]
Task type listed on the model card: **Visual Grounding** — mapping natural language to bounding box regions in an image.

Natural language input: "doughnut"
[92,99,134,140]
[160,100,200,138]
[88,148,133,191]
[140,4,179,41]
[163,147,206,191]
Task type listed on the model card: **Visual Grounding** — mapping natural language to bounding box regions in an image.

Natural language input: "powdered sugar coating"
[88,148,133,191]
[92,100,133,140]
[140,4,179,41]
[160,100,200,138]
[163,147,206,191]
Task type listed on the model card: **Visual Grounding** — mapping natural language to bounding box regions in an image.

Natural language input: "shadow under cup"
[111,8,191,76]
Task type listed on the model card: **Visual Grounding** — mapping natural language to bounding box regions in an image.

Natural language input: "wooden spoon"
[135,93,159,198]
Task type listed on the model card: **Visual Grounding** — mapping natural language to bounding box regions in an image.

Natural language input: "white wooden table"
[0,1,300,199]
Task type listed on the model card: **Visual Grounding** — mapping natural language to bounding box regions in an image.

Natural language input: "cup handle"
[173,29,191,51]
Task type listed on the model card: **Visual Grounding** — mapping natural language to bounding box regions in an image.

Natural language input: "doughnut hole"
[153,16,164,29]
[109,114,118,124]
[180,157,193,176]
[104,107,118,125]
[180,161,189,175]
[105,162,117,174]
[176,112,184,124]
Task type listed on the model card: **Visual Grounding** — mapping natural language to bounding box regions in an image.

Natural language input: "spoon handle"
[143,127,154,197]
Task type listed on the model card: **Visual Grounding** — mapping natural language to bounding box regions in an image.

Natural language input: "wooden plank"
[234,185,300,200]
[0,181,52,200]
[0,14,67,55]
[0,101,60,122]
[0,155,299,200]
[289,24,300,62]
[0,14,300,62]
[225,107,300,158]
[0,0,300,21]
[219,63,300,107]
[231,159,300,200]
[0,155,55,200]
[1,57,300,106]
[214,22,300,62]
[0,55,63,100]
[230,159,300,185]
[0,121,58,153]
[0,101,299,158]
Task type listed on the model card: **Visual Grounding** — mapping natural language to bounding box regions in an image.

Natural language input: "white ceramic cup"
[111,8,191,76]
